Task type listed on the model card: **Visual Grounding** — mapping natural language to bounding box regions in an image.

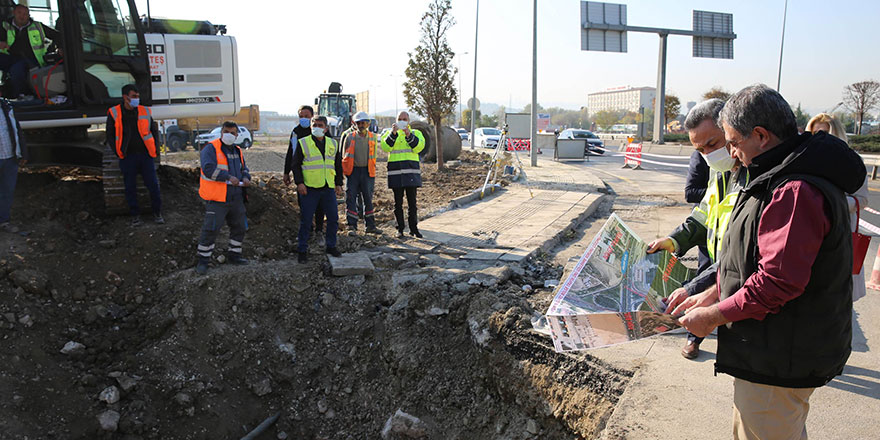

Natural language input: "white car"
[473,127,501,148]
[455,127,469,141]
[196,126,253,150]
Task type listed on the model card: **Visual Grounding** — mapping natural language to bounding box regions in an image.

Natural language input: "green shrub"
[663,133,690,144]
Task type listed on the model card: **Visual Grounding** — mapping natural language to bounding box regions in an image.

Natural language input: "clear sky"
[136,0,880,117]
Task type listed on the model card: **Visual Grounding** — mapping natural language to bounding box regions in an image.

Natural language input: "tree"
[702,86,731,101]
[521,102,544,115]
[462,109,481,129]
[479,114,498,127]
[593,110,621,130]
[843,80,880,135]
[793,103,811,131]
[664,94,681,125]
[403,0,457,168]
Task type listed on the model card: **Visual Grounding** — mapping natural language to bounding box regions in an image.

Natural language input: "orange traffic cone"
[866,246,880,291]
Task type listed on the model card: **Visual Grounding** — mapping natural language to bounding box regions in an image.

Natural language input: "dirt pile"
[0,158,630,439]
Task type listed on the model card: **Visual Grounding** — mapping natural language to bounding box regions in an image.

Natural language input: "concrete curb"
[447,184,505,209]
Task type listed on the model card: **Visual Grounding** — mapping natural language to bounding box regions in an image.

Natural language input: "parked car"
[455,127,469,141]
[557,129,604,155]
[196,126,253,150]
[473,127,501,149]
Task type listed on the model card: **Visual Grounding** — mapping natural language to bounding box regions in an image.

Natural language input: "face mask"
[701,146,737,172]
[221,132,236,145]
[299,118,310,128]
[129,98,140,107]
[397,120,408,130]
[312,127,325,138]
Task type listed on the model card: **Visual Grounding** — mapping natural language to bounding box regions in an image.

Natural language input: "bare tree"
[403,0,457,169]
[843,80,880,135]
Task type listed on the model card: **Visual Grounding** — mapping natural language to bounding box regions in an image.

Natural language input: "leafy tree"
[664,94,681,124]
[479,114,498,127]
[593,110,621,130]
[843,80,880,135]
[521,102,544,115]
[403,0,457,168]
[702,86,731,101]
[793,103,811,130]
[462,109,481,129]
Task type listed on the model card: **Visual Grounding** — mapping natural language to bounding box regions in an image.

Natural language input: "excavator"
[3,0,240,213]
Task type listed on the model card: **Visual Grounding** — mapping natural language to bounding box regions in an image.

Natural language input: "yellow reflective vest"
[2,21,49,67]
[298,135,337,188]
[690,169,746,261]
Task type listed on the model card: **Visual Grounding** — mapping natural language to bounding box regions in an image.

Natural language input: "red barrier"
[623,143,642,169]
[506,138,531,151]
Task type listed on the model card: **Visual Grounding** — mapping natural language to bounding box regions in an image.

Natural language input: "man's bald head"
[397,112,409,122]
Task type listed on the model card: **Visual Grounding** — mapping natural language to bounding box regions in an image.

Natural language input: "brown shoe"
[681,341,700,360]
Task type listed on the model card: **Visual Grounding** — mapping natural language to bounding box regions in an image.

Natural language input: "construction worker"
[106,84,163,226]
[196,121,250,275]
[292,115,343,263]
[0,96,26,233]
[0,4,60,99]
[284,105,326,235]
[341,111,381,235]
[380,111,425,238]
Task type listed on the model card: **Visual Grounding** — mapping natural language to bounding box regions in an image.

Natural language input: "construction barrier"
[622,143,642,169]
[506,138,531,152]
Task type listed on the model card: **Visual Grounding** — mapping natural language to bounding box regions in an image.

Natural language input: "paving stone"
[328,252,375,276]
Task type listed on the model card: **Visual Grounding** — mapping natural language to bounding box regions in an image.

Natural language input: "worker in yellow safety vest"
[646,99,747,360]
[380,111,425,238]
[0,4,60,99]
[341,111,381,235]
[292,115,344,263]
[195,121,251,275]
[106,84,163,226]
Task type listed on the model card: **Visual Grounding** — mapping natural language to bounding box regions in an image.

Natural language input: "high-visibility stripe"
[216,164,229,170]
[198,244,215,251]
[389,149,413,155]
[198,251,212,257]
[229,247,242,253]
[388,169,421,176]
[211,168,222,179]
[229,239,242,246]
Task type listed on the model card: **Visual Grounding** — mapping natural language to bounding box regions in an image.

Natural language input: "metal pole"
[530,0,538,166]
[652,33,668,144]
[469,0,480,149]
[776,0,788,92]
[146,1,151,32]
[458,52,467,127]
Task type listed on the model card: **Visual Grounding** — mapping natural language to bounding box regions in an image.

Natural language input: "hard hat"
[353,111,370,122]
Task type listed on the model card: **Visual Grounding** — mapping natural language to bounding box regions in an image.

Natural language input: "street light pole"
[469,0,480,149]
[458,52,468,127]
[530,0,537,166]
[776,0,788,92]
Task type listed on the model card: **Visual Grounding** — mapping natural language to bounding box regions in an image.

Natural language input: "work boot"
[195,257,210,275]
[681,340,700,360]
[365,226,382,235]
[154,214,165,225]
[397,228,405,238]
[297,251,308,264]
[326,247,342,258]
[410,229,423,239]
[227,252,249,265]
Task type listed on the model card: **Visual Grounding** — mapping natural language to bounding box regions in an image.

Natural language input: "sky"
[135,0,880,117]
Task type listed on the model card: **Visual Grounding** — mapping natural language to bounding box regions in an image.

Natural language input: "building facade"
[587,86,656,117]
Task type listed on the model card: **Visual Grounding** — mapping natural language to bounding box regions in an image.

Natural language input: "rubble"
[8,269,49,296]
[98,386,120,405]
[328,252,375,276]
[96,409,120,431]
[59,341,85,355]
[381,409,428,439]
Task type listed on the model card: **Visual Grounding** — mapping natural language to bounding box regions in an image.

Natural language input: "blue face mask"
[129,98,140,107]
[300,118,310,128]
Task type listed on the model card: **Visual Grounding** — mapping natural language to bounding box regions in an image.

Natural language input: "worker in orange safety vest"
[340,111,381,235]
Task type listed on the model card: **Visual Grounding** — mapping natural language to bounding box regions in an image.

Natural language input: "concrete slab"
[327,252,375,276]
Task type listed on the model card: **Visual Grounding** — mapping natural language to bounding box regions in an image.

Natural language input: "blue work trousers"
[298,187,338,252]
[0,54,37,97]
[0,157,18,223]
[345,167,375,229]
[119,153,161,216]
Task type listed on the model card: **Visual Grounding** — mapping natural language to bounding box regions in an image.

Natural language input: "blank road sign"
[693,10,734,59]
[581,1,628,53]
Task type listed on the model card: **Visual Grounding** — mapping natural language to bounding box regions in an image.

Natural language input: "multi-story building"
[587,86,656,117]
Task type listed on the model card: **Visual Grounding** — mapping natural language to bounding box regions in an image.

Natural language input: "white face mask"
[397,120,408,130]
[312,127,325,138]
[220,132,236,145]
[701,146,737,172]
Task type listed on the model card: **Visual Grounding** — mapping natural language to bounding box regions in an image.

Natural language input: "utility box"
[555,139,586,161]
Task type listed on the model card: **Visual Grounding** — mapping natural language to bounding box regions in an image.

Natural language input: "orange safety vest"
[341,130,377,177]
[108,105,157,159]
[199,139,244,202]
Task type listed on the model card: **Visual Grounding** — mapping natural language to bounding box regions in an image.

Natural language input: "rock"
[317,399,328,414]
[467,277,481,285]
[216,254,227,264]
[8,269,50,296]
[60,341,85,355]
[452,282,470,294]
[173,392,192,407]
[98,239,116,249]
[99,386,120,404]
[325,408,336,419]
[278,342,296,361]
[251,378,272,397]
[381,409,428,439]
[328,252,375,276]
[104,271,123,287]
[510,265,526,276]
[277,432,288,440]
[544,279,559,288]
[470,266,511,287]
[426,307,449,316]
[116,375,137,392]
[525,418,538,435]
[3,312,14,323]
[468,320,491,347]
[522,285,533,292]
[97,410,120,431]
[17,314,33,327]
[372,253,407,268]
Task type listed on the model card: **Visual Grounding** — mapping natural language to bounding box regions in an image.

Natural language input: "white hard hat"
[353,111,370,122]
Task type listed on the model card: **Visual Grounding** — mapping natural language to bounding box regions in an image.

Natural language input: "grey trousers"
[197,195,247,258]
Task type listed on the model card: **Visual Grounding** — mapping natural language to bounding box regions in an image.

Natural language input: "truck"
[315,82,357,138]
[164,104,259,151]
[11,0,242,214]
